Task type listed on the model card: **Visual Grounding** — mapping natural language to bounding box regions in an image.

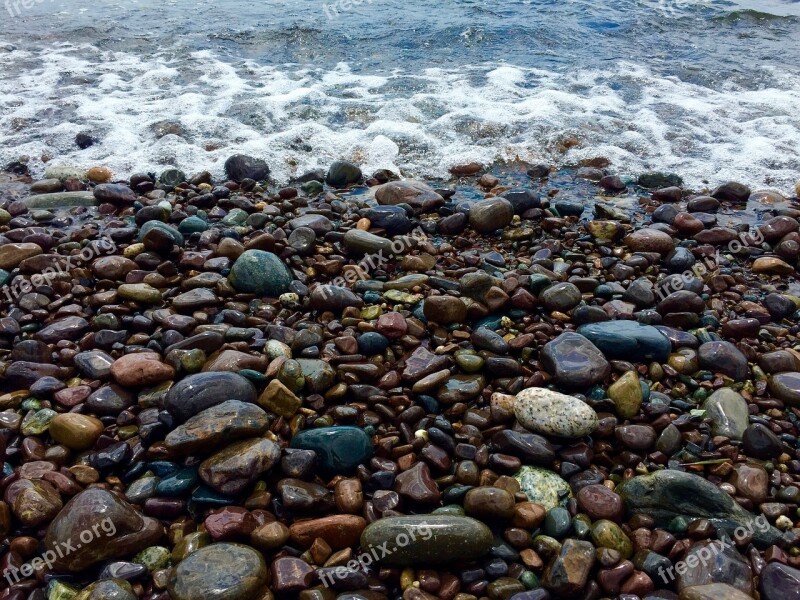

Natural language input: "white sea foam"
[1,42,799,192]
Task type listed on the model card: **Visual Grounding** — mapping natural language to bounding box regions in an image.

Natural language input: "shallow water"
[1,0,800,189]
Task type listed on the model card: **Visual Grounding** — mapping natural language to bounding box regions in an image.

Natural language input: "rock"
[326,160,362,187]
[118,283,163,304]
[165,400,269,456]
[375,180,445,213]
[199,437,281,495]
[491,430,555,466]
[36,316,90,343]
[74,351,115,379]
[464,486,516,520]
[74,579,137,600]
[291,426,372,475]
[513,387,599,438]
[697,341,749,381]
[24,191,97,208]
[343,228,395,256]
[94,183,137,204]
[394,462,441,504]
[44,488,163,571]
[271,556,315,592]
[228,250,294,297]
[541,282,582,312]
[712,181,751,203]
[310,285,364,313]
[167,543,267,600]
[677,541,752,595]
[624,229,675,255]
[49,413,104,450]
[607,371,643,419]
[424,295,467,324]
[760,562,800,600]
[165,372,257,422]
[591,519,632,558]
[617,470,784,547]
[469,198,514,233]
[577,321,672,363]
[701,388,749,440]
[224,154,269,182]
[359,515,493,565]
[111,353,175,387]
[501,189,541,213]
[515,466,571,510]
[541,332,610,388]
[289,514,366,549]
[768,372,800,406]
[753,256,795,276]
[542,539,596,598]
[4,479,62,527]
[295,358,336,393]
[0,242,42,270]
[728,463,768,504]
[364,205,415,234]
[576,484,624,522]
[258,379,302,417]
[92,256,137,280]
[742,423,782,459]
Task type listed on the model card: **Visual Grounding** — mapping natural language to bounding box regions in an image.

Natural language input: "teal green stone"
[155,467,198,497]
[46,580,79,600]
[291,426,372,475]
[668,515,689,535]
[228,250,293,297]
[159,169,186,188]
[222,208,248,226]
[138,221,184,246]
[21,398,43,411]
[528,274,552,294]
[302,180,323,195]
[238,369,267,385]
[577,321,671,362]
[191,485,235,506]
[0,269,9,286]
[432,505,465,516]
[178,216,208,234]
[474,314,503,330]
[543,507,572,539]
[521,571,540,590]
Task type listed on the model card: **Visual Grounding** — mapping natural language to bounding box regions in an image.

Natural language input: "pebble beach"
[1,156,800,600]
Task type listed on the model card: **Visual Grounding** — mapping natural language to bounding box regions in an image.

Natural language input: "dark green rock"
[228,250,294,297]
[291,426,372,475]
[167,543,267,600]
[617,470,787,547]
[137,220,184,246]
[359,515,493,566]
[326,160,362,187]
[154,467,198,497]
[577,321,671,362]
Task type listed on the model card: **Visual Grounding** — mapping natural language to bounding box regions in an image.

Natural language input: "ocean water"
[1,0,799,190]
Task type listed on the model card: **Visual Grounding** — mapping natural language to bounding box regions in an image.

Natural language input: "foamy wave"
[1,42,799,191]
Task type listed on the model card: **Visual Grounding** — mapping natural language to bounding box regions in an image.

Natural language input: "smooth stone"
[48,413,104,450]
[680,584,754,600]
[541,282,582,312]
[199,437,281,495]
[289,514,367,549]
[228,250,294,297]
[326,160,362,187]
[625,229,675,255]
[91,256,137,280]
[167,543,267,600]
[73,350,115,379]
[111,353,175,387]
[513,387,598,438]
[291,426,372,475]
[43,488,163,571]
[424,295,467,324]
[541,332,610,388]
[395,462,441,504]
[164,372,257,422]
[577,321,672,362]
[742,423,783,459]
[576,484,624,522]
[374,180,445,214]
[677,541,752,595]
[257,379,302,417]
[760,562,800,600]
[359,515,493,565]
[5,478,62,526]
[768,372,800,406]
[701,388,749,440]
[117,283,162,304]
[591,519,633,558]
[469,197,514,233]
[138,220,184,246]
[295,358,336,393]
[617,470,785,547]
[698,341,749,381]
[94,183,137,204]
[224,154,269,181]
[24,191,97,208]
[515,466,571,510]
[74,579,136,600]
[342,229,394,256]
[165,400,269,456]
[364,205,414,234]
[608,371,643,419]
[35,315,90,343]
[310,285,365,313]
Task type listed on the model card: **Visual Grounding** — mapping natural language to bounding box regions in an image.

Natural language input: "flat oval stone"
[48,413,105,450]
[359,515,493,566]
[291,426,372,476]
[514,387,599,438]
[165,372,257,422]
[577,321,672,363]
[167,543,267,600]
[701,388,749,440]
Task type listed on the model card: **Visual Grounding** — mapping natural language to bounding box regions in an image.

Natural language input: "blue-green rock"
[155,467,198,497]
[291,426,372,475]
[577,321,671,362]
[178,216,208,234]
[138,221,184,247]
[228,250,293,297]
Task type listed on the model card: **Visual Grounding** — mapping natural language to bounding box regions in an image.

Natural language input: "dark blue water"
[1,0,800,189]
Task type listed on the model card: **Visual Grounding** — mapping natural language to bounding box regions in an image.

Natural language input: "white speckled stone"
[513,387,599,438]
[514,466,572,510]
